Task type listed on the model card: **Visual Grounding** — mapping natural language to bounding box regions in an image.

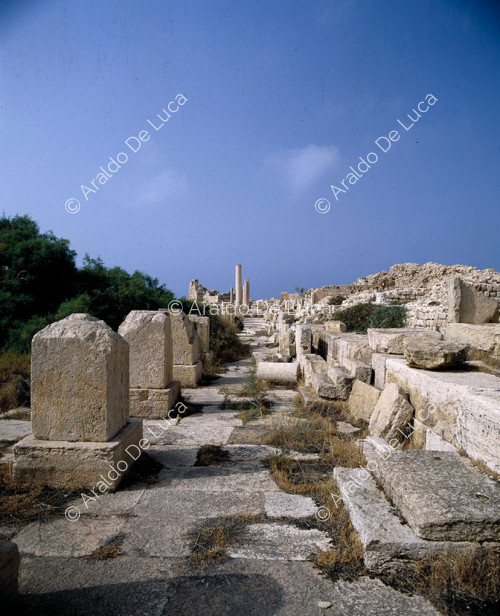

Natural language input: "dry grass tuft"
[195,444,230,466]
[0,462,81,524]
[90,544,123,560]
[0,350,31,413]
[190,525,231,569]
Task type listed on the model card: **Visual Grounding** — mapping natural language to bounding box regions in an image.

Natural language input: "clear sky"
[1,0,499,299]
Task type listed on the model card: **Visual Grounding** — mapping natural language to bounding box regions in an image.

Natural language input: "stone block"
[371,352,394,390]
[367,328,441,355]
[0,540,19,603]
[425,429,457,453]
[119,310,173,388]
[448,276,499,324]
[256,362,298,385]
[404,336,466,370]
[341,357,372,383]
[173,361,203,388]
[371,450,500,541]
[129,382,180,419]
[310,374,337,400]
[295,325,312,358]
[443,323,500,363]
[348,380,381,422]
[13,419,143,490]
[299,354,327,385]
[31,314,128,443]
[334,467,495,574]
[385,357,500,473]
[325,320,347,333]
[325,366,354,400]
[336,335,373,364]
[369,383,414,442]
[170,312,199,365]
[188,315,210,355]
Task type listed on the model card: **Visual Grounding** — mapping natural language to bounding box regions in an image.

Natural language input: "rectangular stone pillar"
[119,311,180,419]
[13,314,143,490]
[171,312,203,387]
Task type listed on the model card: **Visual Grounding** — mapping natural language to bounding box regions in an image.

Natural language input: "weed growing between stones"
[188,515,266,570]
[195,445,230,466]
[0,462,81,525]
[382,547,500,615]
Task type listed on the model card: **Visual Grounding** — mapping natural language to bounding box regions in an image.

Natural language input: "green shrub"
[369,305,406,329]
[335,303,406,333]
[335,303,377,333]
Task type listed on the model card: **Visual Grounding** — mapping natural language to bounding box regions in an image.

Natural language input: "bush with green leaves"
[334,303,406,333]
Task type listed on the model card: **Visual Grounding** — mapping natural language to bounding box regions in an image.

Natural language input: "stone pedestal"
[170,312,202,387]
[130,382,180,418]
[13,314,143,490]
[14,419,143,490]
[119,311,179,418]
[173,361,203,388]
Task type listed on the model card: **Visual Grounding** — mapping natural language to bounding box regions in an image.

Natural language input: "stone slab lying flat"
[119,517,196,557]
[334,467,490,573]
[228,523,331,560]
[13,517,126,557]
[264,492,318,518]
[181,387,226,405]
[0,419,31,443]
[371,450,500,541]
[151,422,235,446]
[132,489,266,519]
[166,465,279,493]
[385,357,500,473]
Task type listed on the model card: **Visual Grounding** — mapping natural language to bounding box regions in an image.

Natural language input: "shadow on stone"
[17,573,284,616]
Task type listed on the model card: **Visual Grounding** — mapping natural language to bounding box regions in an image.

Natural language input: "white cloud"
[265,144,340,194]
[136,169,188,205]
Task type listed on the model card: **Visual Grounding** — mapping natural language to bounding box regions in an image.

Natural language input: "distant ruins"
[189,263,251,313]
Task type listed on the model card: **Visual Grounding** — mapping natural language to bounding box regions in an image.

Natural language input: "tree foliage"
[0,214,174,351]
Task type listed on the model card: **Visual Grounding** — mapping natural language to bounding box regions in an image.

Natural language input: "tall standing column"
[229,287,234,304]
[235,265,242,309]
[243,278,250,306]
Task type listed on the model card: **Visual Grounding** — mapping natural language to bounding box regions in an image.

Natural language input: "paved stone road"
[11,317,439,615]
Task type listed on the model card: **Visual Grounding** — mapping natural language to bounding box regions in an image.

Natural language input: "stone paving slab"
[222,444,279,462]
[0,419,32,443]
[228,523,331,560]
[66,489,145,516]
[152,423,236,446]
[13,517,126,557]
[264,492,318,518]
[18,556,440,616]
[119,517,196,558]
[166,465,280,492]
[181,388,226,405]
[132,489,266,519]
[147,445,199,468]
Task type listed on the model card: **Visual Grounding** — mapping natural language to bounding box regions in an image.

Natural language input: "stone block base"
[13,419,143,490]
[129,381,180,418]
[173,361,203,387]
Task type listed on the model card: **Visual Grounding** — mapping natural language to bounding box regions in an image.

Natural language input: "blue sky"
[1,0,499,299]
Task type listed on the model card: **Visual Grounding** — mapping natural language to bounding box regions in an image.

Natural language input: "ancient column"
[243,278,250,306]
[235,264,242,309]
[229,287,234,304]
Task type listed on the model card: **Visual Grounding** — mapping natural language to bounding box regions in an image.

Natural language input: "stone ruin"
[252,263,500,574]
[118,310,180,418]
[170,312,203,387]
[13,314,143,490]
[188,264,252,317]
